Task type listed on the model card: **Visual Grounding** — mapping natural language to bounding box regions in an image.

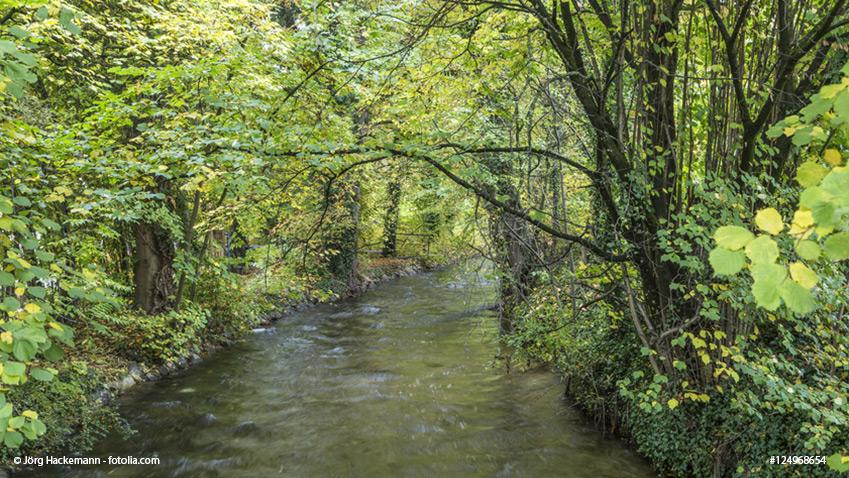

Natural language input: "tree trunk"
[327,182,361,295]
[493,205,533,335]
[381,179,401,257]
[174,191,201,310]
[482,155,535,335]
[133,222,174,314]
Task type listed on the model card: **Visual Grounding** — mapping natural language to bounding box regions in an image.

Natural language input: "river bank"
[2,255,434,470]
[100,256,431,400]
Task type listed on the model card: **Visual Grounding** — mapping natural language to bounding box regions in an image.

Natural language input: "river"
[21,264,654,477]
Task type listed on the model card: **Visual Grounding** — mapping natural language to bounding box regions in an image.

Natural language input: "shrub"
[0,359,126,464]
[114,305,209,365]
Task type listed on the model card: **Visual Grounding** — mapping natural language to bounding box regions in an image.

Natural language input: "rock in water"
[111,374,135,392]
[233,421,260,437]
[360,305,381,315]
[128,362,144,381]
[198,413,218,426]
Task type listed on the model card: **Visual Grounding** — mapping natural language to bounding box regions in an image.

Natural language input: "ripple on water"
[280,336,313,348]
[328,310,354,319]
[169,456,243,477]
[251,327,275,334]
[150,400,183,409]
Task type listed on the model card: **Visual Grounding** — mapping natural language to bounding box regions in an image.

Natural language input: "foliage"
[711,67,849,314]
[0,0,471,457]
[0,358,125,462]
[2,0,849,476]
[707,63,849,473]
[111,305,208,365]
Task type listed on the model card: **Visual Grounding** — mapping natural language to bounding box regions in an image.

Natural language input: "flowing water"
[22,265,654,477]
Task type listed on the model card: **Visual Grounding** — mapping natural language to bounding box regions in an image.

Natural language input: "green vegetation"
[1,0,849,476]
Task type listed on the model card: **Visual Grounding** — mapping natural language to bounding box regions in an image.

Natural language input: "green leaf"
[713,226,754,251]
[8,26,29,40]
[819,83,845,99]
[800,97,831,121]
[3,361,25,377]
[667,398,679,410]
[1,297,20,311]
[750,263,787,283]
[12,339,37,361]
[0,271,13,286]
[3,430,22,448]
[41,218,60,231]
[745,235,780,264]
[59,7,82,35]
[750,263,786,311]
[34,250,53,262]
[709,248,745,276]
[824,232,849,260]
[32,418,45,435]
[753,281,782,311]
[821,170,849,199]
[835,89,849,124]
[796,161,829,187]
[827,453,849,472]
[29,266,49,279]
[795,240,821,261]
[778,280,817,314]
[29,368,53,382]
[11,196,30,207]
[799,186,827,209]
[792,126,813,146]
[812,200,836,230]
[42,344,64,362]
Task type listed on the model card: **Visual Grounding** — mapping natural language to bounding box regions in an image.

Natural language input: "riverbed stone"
[127,362,144,381]
[90,389,111,404]
[233,420,260,437]
[198,413,218,426]
[112,374,135,392]
[360,305,381,315]
[158,363,172,376]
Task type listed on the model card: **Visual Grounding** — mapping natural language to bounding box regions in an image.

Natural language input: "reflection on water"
[21,264,655,477]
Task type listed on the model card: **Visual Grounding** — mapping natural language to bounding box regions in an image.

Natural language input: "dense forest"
[2,0,849,476]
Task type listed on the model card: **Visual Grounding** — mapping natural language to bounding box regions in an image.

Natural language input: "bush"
[115,305,209,365]
[194,269,270,343]
[0,360,126,465]
[510,260,849,478]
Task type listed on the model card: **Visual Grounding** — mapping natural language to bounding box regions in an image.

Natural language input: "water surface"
[23,265,654,477]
